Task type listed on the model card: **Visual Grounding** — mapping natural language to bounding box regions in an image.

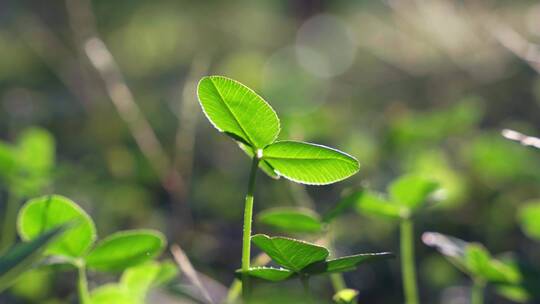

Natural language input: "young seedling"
[197,75,361,298]
[16,195,168,304]
[256,200,385,302]
[236,234,393,297]
[423,232,530,304]
[0,127,55,252]
[353,174,439,304]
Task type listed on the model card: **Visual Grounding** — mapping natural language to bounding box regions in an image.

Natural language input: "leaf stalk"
[241,155,260,299]
[77,263,90,304]
[471,278,485,304]
[400,218,419,304]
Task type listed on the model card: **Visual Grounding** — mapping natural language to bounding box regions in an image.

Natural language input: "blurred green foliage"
[1,0,539,303]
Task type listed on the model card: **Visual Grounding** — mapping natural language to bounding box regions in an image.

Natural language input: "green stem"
[77,264,90,304]
[301,276,312,302]
[471,278,485,304]
[330,273,346,292]
[226,279,242,304]
[241,155,260,299]
[0,194,19,253]
[400,218,419,304]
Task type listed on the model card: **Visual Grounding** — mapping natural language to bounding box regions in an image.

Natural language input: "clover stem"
[400,218,419,304]
[241,155,260,299]
[327,223,347,292]
[0,193,19,253]
[330,273,346,291]
[77,263,90,304]
[301,276,312,301]
[471,278,485,304]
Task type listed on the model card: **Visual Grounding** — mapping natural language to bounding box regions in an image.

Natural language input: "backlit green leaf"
[465,245,520,283]
[6,128,55,197]
[303,252,394,275]
[89,284,133,304]
[251,234,329,271]
[257,207,323,233]
[0,142,16,177]
[262,141,359,185]
[17,128,55,173]
[236,266,294,282]
[333,289,359,304]
[86,230,165,272]
[495,284,531,303]
[355,190,404,219]
[388,175,438,210]
[197,75,280,149]
[17,195,96,258]
[0,226,65,292]
[121,261,178,300]
[518,201,540,241]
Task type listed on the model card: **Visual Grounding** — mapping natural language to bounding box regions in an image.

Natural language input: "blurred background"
[1,0,540,303]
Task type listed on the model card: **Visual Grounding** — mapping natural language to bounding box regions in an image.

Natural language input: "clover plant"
[0,127,55,252]
[422,232,531,304]
[353,174,439,304]
[256,197,393,302]
[197,75,392,300]
[243,234,392,284]
[15,195,173,304]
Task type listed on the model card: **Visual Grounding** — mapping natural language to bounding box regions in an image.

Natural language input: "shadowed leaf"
[303,252,394,275]
[0,226,66,292]
[251,234,328,271]
[236,266,294,282]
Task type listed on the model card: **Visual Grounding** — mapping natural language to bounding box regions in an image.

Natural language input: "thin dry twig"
[171,244,215,304]
[501,129,540,149]
[64,0,189,199]
[479,11,540,73]
[82,37,172,176]
[173,56,210,191]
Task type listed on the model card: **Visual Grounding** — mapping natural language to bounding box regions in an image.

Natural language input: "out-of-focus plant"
[423,232,531,304]
[89,260,177,304]
[353,174,439,304]
[196,75,392,301]
[16,195,173,304]
[388,99,483,149]
[0,127,55,252]
[518,200,540,242]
